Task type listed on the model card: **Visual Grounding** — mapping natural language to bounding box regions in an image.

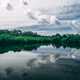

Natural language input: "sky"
[0,0,80,34]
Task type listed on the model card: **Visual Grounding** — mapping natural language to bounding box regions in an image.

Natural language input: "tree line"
[0,30,80,48]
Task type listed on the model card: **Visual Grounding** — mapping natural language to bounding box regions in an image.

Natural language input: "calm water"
[0,45,80,80]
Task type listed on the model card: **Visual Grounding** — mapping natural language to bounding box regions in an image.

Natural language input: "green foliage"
[0,30,80,48]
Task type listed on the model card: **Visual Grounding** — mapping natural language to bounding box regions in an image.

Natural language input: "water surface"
[0,45,80,80]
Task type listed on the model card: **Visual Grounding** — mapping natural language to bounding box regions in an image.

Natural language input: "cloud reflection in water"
[0,47,80,80]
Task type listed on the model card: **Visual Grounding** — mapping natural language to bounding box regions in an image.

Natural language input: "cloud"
[27,10,59,24]
[0,0,80,33]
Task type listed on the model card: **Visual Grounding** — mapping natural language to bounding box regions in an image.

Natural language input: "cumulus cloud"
[27,9,60,24]
[6,0,80,18]
[0,0,80,33]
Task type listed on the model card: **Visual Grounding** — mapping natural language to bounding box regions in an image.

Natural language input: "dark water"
[0,45,80,80]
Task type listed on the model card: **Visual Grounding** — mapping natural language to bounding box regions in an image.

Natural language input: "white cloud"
[0,0,80,33]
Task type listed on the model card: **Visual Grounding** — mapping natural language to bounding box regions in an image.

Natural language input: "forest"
[0,30,80,51]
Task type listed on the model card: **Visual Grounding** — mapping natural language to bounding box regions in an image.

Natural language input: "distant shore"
[0,30,80,53]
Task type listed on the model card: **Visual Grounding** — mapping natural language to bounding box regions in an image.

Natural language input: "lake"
[0,45,80,80]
